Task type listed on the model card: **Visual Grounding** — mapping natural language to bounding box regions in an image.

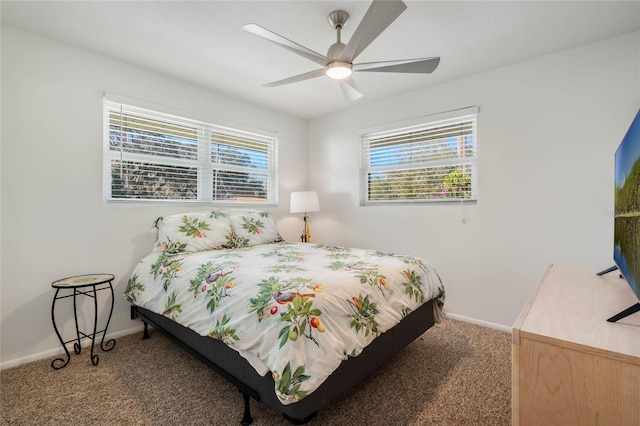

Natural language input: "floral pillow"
[227,210,283,247]
[155,211,233,253]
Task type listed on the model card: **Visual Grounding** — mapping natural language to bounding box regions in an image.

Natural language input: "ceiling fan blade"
[339,0,407,62]
[338,78,364,101]
[263,68,326,87]
[354,57,440,74]
[243,23,328,67]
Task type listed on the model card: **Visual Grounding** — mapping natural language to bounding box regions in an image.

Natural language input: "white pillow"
[227,210,282,247]
[155,211,233,253]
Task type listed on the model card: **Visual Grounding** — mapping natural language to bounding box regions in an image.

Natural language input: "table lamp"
[290,191,320,243]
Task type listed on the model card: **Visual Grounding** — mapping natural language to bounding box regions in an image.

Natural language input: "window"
[360,106,477,204]
[104,100,277,204]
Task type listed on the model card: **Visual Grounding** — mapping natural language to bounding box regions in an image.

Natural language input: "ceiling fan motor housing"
[327,42,346,60]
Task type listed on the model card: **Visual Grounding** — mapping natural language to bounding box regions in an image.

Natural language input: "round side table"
[50,273,116,369]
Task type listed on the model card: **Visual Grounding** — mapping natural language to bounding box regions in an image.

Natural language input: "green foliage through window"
[105,100,277,203]
[361,107,477,204]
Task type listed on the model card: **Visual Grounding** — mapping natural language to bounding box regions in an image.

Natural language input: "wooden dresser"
[512,265,640,426]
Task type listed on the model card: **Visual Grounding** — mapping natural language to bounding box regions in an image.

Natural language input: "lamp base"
[300,213,310,243]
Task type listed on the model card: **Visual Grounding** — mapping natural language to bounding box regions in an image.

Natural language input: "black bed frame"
[130,299,436,425]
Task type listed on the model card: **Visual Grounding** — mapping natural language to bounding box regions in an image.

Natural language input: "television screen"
[613,109,640,306]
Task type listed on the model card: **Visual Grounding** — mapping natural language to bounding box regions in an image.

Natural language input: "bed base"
[131,300,435,424]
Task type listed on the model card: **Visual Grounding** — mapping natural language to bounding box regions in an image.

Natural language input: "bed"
[125,209,445,424]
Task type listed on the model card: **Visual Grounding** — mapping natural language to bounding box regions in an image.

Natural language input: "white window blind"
[104,100,277,204]
[360,107,477,204]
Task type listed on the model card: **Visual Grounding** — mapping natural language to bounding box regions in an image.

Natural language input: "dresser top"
[514,265,640,361]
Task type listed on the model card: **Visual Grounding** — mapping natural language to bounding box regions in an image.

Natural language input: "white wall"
[307,32,640,328]
[0,26,308,367]
[2,24,638,368]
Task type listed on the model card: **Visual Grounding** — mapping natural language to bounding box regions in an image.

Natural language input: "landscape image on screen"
[614,110,640,299]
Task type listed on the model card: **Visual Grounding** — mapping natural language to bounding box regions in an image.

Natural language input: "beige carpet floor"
[0,317,511,425]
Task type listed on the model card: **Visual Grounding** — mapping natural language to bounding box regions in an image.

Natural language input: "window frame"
[360,106,478,205]
[103,99,278,205]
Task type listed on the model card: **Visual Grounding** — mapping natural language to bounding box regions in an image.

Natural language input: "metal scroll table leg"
[51,288,71,370]
[99,281,116,352]
[90,284,99,365]
[73,288,81,355]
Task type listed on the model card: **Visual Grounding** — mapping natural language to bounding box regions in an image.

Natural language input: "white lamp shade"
[290,191,320,213]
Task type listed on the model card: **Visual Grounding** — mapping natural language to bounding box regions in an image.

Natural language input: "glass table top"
[52,274,115,288]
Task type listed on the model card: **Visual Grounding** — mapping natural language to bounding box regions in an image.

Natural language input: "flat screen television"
[599,108,640,322]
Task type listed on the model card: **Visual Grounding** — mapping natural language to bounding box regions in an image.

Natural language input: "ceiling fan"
[242,0,440,101]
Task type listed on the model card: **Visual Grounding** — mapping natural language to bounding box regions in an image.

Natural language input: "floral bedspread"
[125,242,444,404]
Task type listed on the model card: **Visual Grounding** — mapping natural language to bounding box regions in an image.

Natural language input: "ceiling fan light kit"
[243,0,440,101]
[325,62,353,80]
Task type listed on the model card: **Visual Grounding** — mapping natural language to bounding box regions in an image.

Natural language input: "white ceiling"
[2,1,639,119]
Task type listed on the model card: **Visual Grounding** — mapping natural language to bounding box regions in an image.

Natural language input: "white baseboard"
[0,325,145,371]
[444,312,513,333]
[2,314,510,370]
